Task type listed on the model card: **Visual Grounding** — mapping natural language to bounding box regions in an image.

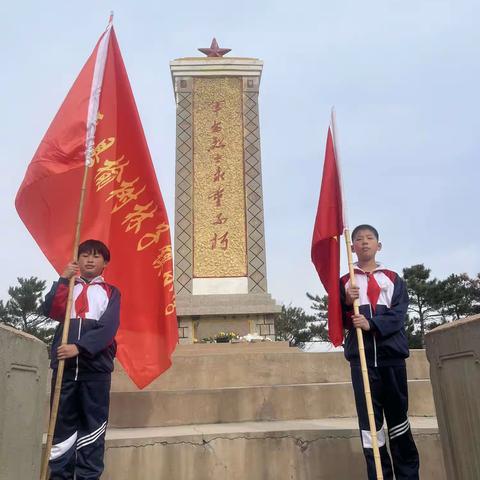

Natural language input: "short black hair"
[352,224,379,241]
[78,239,110,262]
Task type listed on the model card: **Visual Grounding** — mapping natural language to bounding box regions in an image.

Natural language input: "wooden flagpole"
[40,162,91,480]
[330,110,383,480]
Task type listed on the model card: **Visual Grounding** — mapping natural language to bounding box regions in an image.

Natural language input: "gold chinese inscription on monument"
[192,77,247,278]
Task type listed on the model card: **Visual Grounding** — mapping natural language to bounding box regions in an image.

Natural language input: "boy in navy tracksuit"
[43,239,120,480]
[340,225,419,480]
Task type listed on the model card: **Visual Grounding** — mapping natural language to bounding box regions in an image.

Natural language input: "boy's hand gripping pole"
[40,163,90,480]
[344,228,384,480]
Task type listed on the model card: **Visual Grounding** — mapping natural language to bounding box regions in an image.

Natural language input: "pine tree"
[275,304,320,346]
[403,264,439,345]
[432,273,480,321]
[0,277,55,345]
[306,292,329,341]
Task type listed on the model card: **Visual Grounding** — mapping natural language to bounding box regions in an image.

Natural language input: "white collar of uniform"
[353,262,386,274]
[75,275,105,285]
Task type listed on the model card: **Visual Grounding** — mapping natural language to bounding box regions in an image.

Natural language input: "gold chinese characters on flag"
[192,77,247,278]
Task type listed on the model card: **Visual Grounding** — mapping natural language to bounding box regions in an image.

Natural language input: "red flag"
[311,126,344,346]
[15,23,177,388]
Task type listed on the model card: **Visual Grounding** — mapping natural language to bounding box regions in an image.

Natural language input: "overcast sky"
[1,0,479,311]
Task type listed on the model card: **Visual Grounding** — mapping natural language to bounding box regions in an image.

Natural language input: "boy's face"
[77,250,108,279]
[352,229,382,262]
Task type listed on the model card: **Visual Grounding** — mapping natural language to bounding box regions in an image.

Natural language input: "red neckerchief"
[354,264,385,313]
[74,276,105,318]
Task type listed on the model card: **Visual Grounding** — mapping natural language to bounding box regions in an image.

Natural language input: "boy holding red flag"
[15,17,176,478]
[341,224,419,479]
[43,239,120,480]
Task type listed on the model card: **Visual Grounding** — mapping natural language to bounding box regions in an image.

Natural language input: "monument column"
[170,40,280,343]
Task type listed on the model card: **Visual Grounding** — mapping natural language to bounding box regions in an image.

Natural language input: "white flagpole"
[330,108,384,480]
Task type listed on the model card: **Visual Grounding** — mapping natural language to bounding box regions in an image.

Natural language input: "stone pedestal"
[41,348,444,478]
[425,314,480,480]
[0,324,48,480]
[170,53,280,341]
[176,293,277,341]
[100,349,443,479]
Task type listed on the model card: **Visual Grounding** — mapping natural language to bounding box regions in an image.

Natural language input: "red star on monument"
[198,38,231,57]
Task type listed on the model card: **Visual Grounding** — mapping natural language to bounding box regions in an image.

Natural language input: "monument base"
[176,293,280,343]
[43,348,444,478]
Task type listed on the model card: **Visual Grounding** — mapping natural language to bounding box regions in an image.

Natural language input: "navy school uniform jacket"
[340,264,409,367]
[43,276,121,379]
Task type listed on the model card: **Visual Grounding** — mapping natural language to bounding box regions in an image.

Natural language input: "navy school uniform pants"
[351,364,420,480]
[49,373,111,480]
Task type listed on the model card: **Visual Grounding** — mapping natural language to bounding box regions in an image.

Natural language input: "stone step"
[173,341,292,354]
[108,379,435,428]
[111,349,430,392]
[99,417,446,479]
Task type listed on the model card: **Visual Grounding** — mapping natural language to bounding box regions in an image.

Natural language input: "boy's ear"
[377,242,382,251]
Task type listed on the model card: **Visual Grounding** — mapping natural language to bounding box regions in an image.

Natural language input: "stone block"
[426,314,480,480]
[0,324,48,480]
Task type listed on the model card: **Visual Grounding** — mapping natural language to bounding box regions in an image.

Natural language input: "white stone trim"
[170,58,263,81]
[192,277,248,295]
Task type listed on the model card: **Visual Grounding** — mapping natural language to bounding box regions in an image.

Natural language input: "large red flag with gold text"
[311,126,344,347]
[15,23,177,388]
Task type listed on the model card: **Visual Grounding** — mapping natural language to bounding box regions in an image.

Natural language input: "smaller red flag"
[311,126,344,346]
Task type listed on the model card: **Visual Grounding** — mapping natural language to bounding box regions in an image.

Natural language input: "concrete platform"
[42,348,442,478]
[107,347,434,428]
[111,348,430,392]
[45,350,435,429]
[101,417,445,480]
[109,379,435,428]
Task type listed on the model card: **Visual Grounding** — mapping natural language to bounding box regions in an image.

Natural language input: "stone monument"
[170,39,280,343]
